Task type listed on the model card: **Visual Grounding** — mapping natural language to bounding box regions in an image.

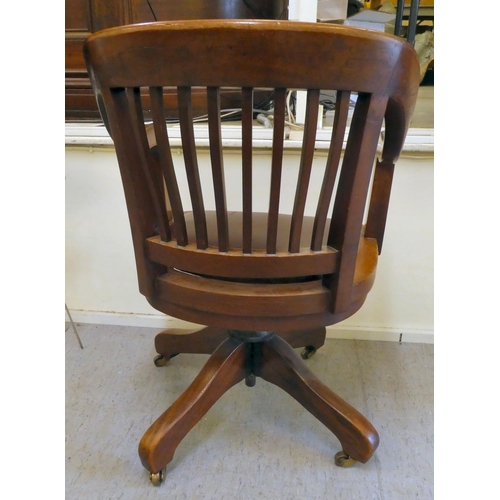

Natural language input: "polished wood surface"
[134,0,288,22]
[84,20,419,481]
[65,0,288,120]
[139,337,247,473]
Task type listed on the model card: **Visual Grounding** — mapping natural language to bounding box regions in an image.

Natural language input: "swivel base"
[139,331,379,485]
[152,326,327,365]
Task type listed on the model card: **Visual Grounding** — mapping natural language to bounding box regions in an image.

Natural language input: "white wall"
[288,0,318,21]
[65,144,433,343]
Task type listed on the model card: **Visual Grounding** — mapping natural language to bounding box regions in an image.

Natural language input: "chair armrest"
[364,95,414,253]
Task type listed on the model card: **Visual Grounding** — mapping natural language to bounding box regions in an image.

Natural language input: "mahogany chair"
[84,20,419,486]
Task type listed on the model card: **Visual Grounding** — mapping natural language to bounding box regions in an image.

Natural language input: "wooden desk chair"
[84,20,419,486]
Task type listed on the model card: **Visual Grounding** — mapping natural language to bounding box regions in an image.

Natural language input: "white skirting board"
[66,309,434,344]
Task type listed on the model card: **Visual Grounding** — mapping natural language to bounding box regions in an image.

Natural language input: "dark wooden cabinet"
[65,0,289,121]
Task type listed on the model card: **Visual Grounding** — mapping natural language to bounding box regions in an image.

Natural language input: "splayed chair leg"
[257,334,379,464]
[139,337,246,481]
[153,326,228,364]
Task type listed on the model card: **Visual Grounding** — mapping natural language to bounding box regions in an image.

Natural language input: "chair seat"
[186,210,327,250]
[147,211,340,279]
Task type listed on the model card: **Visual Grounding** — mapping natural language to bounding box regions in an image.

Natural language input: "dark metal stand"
[394,0,421,45]
[65,303,84,349]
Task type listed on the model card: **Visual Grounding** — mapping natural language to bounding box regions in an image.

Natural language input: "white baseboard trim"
[325,326,434,344]
[66,309,194,329]
[67,309,434,344]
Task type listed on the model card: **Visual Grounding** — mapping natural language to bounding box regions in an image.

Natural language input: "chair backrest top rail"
[85,20,419,99]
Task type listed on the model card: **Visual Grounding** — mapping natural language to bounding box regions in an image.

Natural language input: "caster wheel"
[334,451,357,468]
[153,354,168,367]
[301,346,317,360]
[150,468,165,486]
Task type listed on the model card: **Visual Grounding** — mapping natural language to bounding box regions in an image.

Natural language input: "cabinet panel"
[66,0,288,121]
[131,0,288,23]
[66,0,90,31]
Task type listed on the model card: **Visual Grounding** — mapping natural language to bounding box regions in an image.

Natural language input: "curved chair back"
[84,20,419,323]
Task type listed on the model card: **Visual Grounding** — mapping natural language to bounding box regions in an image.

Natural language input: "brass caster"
[301,346,317,360]
[334,451,357,468]
[150,468,165,486]
[153,354,168,367]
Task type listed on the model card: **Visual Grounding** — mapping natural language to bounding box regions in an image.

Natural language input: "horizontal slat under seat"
[146,211,339,279]
[155,269,331,318]
[153,236,377,319]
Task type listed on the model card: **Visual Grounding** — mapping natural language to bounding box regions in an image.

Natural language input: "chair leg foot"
[300,345,317,359]
[258,334,379,464]
[139,336,246,478]
[149,468,166,486]
[334,450,357,467]
[153,354,170,367]
[281,327,326,354]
